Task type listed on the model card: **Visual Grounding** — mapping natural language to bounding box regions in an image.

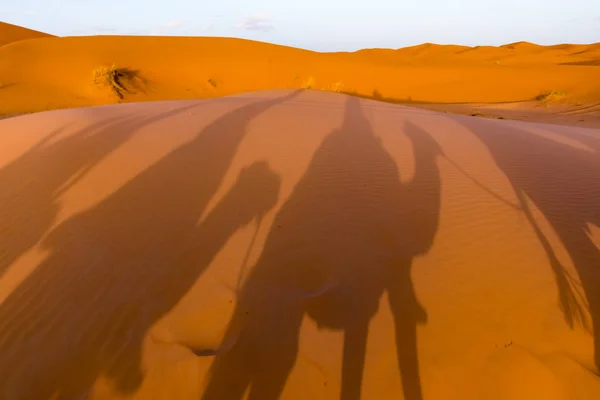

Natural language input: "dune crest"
[0,21,53,47]
[0,24,599,126]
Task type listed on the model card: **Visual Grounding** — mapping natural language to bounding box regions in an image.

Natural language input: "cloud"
[150,20,188,35]
[201,23,215,32]
[66,25,127,36]
[162,20,185,30]
[237,14,273,31]
[149,20,216,36]
[92,26,121,34]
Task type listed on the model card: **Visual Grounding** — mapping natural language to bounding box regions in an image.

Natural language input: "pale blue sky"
[1,0,599,51]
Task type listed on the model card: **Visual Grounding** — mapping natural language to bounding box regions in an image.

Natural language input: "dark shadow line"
[443,155,522,211]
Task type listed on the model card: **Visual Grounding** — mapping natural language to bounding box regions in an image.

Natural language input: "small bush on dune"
[302,76,315,89]
[92,64,137,99]
[300,77,345,93]
[535,90,566,103]
[325,81,344,93]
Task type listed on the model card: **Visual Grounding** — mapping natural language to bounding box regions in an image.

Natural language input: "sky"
[1,0,599,51]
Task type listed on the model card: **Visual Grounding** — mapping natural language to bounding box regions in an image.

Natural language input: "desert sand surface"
[1,24,599,126]
[1,89,600,399]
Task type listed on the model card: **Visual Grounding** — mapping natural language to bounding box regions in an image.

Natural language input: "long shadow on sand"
[464,119,600,370]
[202,96,442,400]
[547,127,600,154]
[0,91,300,399]
[0,104,199,279]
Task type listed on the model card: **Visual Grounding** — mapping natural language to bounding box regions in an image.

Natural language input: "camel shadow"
[0,91,301,399]
[202,96,442,400]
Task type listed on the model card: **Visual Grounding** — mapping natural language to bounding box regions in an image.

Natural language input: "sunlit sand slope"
[0,33,599,116]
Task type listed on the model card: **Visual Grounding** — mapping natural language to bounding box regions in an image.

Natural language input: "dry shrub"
[326,81,344,93]
[302,76,315,89]
[93,64,138,99]
[535,90,566,103]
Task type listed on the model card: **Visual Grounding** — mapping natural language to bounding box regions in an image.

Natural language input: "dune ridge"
[0,21,53,47]
[0,27,599,120]
[1,90,600,399]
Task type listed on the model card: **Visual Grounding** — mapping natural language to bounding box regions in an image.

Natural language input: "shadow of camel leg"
[246,304,303,400]
[341,316,370,400]
[388,270,425,400]
[396,322,423,400]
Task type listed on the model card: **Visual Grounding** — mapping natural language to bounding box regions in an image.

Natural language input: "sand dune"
[0,21,53,47]
[1,90,600,399]
[0,25,599,125]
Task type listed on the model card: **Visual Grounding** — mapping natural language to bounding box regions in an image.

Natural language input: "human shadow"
[465,120,600,369]
[0,104,198,279]
[0,91,300,400]
[202,96,442,400]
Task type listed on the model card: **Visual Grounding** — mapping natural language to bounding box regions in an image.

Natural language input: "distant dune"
[0,21,53,47]
[1,90,600,399]
[0,24,599,122]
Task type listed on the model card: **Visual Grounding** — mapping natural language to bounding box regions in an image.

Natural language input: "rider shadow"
[202,96,442,400]
[0,92,301,400]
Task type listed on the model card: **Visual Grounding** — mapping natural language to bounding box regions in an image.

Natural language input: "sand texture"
[1,90,600,399]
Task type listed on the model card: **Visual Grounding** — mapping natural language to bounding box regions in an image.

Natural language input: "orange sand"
[0,21,53,47]
[0,24,599,125]
[1,90,600,399]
